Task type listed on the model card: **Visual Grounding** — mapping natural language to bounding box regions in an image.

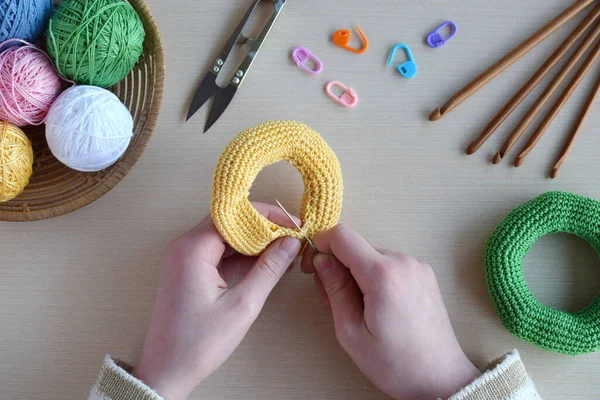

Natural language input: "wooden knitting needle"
[515,39,600,167]
[466,3,600,155]
[274,199,317,252]
[429,0,595,122]
[493,19,600,164]
[551,70,600,178]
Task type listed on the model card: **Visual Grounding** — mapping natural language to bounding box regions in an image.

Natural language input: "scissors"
[186,0,287,132]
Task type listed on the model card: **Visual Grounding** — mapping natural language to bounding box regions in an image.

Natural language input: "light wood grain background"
[2,0,600,398]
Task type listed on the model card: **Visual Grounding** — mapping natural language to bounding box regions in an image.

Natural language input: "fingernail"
[279,237,301,257]
[313,253,333,271]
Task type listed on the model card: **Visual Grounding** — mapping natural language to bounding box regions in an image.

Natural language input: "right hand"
[301,224,480,400]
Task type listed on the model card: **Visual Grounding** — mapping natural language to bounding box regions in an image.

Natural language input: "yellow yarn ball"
[0,121,33,202]
[212,121,343,256]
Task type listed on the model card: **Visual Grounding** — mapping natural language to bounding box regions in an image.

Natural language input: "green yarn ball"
[485,191,600,355]
[46,0,145,88]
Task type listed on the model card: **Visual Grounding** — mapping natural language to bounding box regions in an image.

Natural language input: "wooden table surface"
[2,0,600,398]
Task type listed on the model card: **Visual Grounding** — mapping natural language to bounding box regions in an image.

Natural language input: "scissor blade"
[204,84,238,133]
[186,73,219,121]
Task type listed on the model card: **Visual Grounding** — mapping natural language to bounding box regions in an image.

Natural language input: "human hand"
[301,225,480,400]
[133,204,301,400]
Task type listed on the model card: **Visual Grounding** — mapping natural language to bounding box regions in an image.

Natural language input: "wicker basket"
[0,0,165,222]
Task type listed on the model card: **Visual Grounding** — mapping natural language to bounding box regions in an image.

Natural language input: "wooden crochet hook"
[466,3,600,155]
[551,72,600,178]
[493,19,600,164]
[429,0,595,122]
[515,38,600,167]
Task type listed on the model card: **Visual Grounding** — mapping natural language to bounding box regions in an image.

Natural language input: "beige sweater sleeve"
[88,355,162,400]
[449,350,541,400]
[90,351,540,400]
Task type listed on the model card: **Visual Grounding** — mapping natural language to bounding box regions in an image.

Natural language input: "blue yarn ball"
[0,0,54,43]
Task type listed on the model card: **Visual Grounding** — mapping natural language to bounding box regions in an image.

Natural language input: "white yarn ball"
[45,85,133,172]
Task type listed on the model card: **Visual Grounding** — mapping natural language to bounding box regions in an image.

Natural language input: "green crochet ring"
[485,191,600,355]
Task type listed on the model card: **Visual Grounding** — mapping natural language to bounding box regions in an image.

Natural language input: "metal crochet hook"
[274,199,317,252]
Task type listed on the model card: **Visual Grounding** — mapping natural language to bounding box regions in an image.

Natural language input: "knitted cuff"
[88,355,163,400]
[448,351,541,400]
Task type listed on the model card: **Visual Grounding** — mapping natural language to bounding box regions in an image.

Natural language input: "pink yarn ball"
[0,43,63,127]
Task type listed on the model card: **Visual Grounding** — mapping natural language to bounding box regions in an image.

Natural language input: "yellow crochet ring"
[211,121,343,256]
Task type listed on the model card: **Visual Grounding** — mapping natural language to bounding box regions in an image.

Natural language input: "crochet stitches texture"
[485,191,600,355]
[211,121,343,256]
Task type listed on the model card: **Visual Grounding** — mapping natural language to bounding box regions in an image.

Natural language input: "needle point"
[551,167,559,179]
[274,199,317,252]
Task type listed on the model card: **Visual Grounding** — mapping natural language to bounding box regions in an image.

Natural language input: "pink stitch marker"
[325,81,358,108]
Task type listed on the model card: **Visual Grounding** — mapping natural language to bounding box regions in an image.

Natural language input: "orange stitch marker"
[333,25,369,54]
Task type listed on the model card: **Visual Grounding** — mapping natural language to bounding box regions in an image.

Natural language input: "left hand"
[133,203,301,400]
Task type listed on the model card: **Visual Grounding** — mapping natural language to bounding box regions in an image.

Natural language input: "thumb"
[313,253,364,331]
[233,237,301,306]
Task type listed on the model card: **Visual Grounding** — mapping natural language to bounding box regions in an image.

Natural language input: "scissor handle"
[206,1,257,78]
[207,0,286,87]
[230,0,285,88]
